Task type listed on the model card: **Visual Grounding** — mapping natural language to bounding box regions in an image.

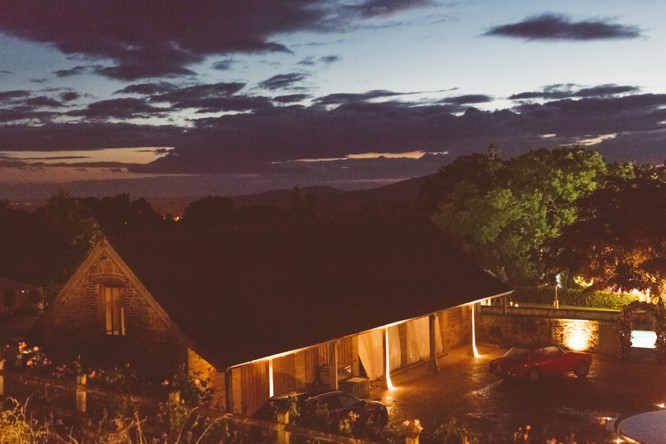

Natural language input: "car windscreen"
[504,347,530,359]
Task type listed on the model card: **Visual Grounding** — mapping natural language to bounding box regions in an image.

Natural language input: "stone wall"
[477,306,620,355]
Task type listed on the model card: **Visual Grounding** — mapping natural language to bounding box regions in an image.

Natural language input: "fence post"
[76,374,87,414]
[169,390,181,403]
[277,410,290,444]
[0,359,5,396]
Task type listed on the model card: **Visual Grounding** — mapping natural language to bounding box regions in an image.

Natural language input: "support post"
[351,335,360,377]
[76,374,87,414]
[268,359,274,397]
[383,327,393,389]
[224,369,233,413]
[429,314,440,373]
[0,359,5,396]
[469,304,479,358]
[169,390,181,403]
[328,341,339,390]
[277,410,290,444]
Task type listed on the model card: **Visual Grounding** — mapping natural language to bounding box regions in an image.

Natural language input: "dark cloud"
[320,55,341,64]
[349,0,433,18]
[25,96,63,107]
[273,94,310,103]
[297,55,340,66]
[211,59,235,71]
[53,65,89,77]
[0,90,31,102]
[441,94,493,105]
[0,70,13,75]
[297,56,316,66]
[69,98,166,119]
[484,14,642,41]
[0,122,182,150]
[258,73,309,90]
[315,90,407,105]
[3,85,665,177]
[510,83,641,100]
[114,82,179,96]
[60,91,80,102]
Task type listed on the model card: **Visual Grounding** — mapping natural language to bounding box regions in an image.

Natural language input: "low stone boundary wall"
[478,306,620,355]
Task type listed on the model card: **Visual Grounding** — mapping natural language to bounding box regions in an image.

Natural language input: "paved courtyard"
[369,344,666,442]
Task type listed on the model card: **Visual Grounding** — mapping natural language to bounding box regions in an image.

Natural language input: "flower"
[402,419,423,438]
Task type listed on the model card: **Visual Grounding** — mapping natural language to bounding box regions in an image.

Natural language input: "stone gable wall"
[41,248,186,377]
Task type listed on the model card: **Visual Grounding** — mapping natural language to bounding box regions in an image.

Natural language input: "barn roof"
[108,216,511,368]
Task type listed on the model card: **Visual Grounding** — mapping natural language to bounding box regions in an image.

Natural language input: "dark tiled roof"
[109,216,510,368]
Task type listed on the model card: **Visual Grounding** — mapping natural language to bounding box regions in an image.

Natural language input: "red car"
[489,344,591,383]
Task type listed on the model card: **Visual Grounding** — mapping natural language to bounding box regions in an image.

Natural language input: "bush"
[512,287,638,310]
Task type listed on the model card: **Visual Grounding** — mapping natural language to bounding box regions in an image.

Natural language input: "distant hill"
[148,174,432,216]
[232,175,431,214]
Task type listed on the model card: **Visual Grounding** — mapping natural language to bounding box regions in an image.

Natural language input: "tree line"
[0,188,318,300]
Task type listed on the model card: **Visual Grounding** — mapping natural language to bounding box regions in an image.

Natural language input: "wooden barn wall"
[187,349,225,409]
[241,361,269,415]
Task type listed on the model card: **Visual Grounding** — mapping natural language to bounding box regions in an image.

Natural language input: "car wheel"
[574,360,590,377]
[527,368,540,383]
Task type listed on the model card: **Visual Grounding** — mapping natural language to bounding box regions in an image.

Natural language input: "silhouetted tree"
[182,196,235,228]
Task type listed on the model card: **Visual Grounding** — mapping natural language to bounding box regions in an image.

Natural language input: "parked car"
[489,344,591,382]
[253,388,388,436]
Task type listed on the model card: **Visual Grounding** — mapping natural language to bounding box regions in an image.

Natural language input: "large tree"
[554,169,666,298]
[421,146,607,284]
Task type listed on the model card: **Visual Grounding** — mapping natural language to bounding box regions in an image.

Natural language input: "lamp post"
[554,274,562,309]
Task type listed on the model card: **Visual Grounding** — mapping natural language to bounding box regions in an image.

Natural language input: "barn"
[35,216,511,414]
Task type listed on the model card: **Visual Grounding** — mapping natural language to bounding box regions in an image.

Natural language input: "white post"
[470,304,479,358]
[76,374,87,413]
[277,410,290,444]
[384,327,393,389]
[269,359,274,397]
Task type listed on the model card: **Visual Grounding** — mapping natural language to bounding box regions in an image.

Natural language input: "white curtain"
[358,329,384,380]
[406,316,443,365]
[358,326,402,380]
[389,326,401,371]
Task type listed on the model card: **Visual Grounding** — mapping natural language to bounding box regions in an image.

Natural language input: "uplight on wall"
[559,319,597,352]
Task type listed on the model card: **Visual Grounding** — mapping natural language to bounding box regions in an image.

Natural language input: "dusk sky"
[1,0,665,199]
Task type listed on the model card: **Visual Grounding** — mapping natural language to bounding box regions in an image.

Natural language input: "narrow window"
[102,286,125,335]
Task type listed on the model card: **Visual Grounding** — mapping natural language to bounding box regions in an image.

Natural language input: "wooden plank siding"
[241,361,269,415]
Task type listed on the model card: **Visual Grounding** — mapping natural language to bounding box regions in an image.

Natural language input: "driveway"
[369,345,666,442]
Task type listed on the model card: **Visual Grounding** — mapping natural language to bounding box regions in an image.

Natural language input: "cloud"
[298,55,341,66]
[114,82,179,96]
[258,73,309,90]
[211,59,235,71]
[25,96,63,107]
[510,83,641,100]
[2,84,665,177]
[484,14,642,41]
[441,94,493,105]
[320,55,341,64]
[0,90,31,103]
[348,0,433,18]
[69,98,167,119]
[60,91,80,102]
[53,65,90,77]
[0,70,13,75]
[273,94,310,103]
[315,89,408,105]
